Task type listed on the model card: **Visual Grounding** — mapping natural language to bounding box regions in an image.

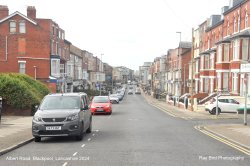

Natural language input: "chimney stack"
[0,5,9,20]
[27,6,36,20]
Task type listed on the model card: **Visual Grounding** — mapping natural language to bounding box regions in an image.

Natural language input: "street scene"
[1,0,250,165]
[0,85,250,166]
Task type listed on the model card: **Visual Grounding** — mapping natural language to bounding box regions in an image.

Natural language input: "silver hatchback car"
[32,93,92,142]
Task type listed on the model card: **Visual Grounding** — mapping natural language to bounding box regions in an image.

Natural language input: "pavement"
[0,93,250,156]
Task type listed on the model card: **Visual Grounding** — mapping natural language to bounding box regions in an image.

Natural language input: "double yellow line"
[195,126,250,156]
[151,103,177,118]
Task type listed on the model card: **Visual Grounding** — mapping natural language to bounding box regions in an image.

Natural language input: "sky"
[1,0,230,70]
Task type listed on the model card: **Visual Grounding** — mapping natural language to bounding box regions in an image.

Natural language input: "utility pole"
[190,28,194,111]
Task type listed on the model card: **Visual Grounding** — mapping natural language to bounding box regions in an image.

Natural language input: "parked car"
[205,96,240,115]
[32,93,92,142]
[90,96,112,115]
[128,89,133,95]
[135,88,141,94]
[109,94,120,104]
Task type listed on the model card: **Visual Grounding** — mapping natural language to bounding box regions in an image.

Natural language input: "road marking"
[152,104,177,117]
[73,152,78,156]
[95,130,99,132]
[194,126,250,156]
[62,162,67,166]
[88,138,91,141]
[81,144,86,148]
[92,134,95,136]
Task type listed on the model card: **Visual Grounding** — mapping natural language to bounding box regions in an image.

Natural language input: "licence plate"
[46,126,61,130]
[96,109,104,112]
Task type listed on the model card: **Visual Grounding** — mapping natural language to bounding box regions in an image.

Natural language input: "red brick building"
[0,6,69,92]
[197,0,250,97]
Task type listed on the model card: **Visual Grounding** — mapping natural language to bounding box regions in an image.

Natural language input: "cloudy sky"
[1,0,229,70]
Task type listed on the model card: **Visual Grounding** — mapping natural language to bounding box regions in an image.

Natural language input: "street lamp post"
[176,32,182,103]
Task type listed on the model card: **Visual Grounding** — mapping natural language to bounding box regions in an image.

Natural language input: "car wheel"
[76,123,84,141]
[210,108,221,115]
[34,136,41,142]
[86,119,92,133]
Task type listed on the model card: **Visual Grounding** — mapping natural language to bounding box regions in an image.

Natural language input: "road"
[0,92,250,166]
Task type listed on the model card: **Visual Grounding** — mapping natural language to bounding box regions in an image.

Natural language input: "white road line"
[95,130,99,132]
[92,134,95,136]
[88,138,91,141]
[73,152,78,156]
[62,162,67,166]
[81,144,86,148]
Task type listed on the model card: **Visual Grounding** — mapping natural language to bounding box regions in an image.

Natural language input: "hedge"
[0,73,50,109]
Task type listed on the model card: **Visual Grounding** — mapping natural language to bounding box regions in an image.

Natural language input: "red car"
[90,96,112,115]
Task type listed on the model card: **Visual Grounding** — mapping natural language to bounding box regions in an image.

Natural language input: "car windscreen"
[93,97,109,103]
[40,96,80,110]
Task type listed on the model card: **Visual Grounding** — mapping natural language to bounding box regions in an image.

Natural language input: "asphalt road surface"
[0,92,249,166]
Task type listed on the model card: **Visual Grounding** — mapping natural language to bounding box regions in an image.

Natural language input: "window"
[67,64,74,78]
[223,72,229,91]
[234,17,236,33]
[195,60,199,73]
[210,53,214,69]
[210,78,214,93]
[58,47,61,56]
[56,42,58,55]
[200,56,204,70]
[200,78,203,92]
[51,59,60,77]
[232,73,238,92]
[242,38,249,61]
[60,64,65,74]
[204,78,209,93]
[233,39,239,60]
[9,21,16,33]
[224,44,230,62]
[75,56,78,62]
[217,72,222,91]
[217,45,222,62]
[19,21,26,33]
[204,55,209,69]
[18,61,26,74]
[245,11,248,29]
[238,15,240,32]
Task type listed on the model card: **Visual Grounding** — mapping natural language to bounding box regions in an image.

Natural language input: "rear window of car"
[40,96,80,110]
[93,96,109,103]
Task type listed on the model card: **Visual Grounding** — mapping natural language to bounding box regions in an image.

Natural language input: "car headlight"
[67,114,79,121]
[33,115,42,122]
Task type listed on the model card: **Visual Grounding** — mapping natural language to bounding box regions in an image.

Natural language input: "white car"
[205,96,240,114]
[109,94,120,104]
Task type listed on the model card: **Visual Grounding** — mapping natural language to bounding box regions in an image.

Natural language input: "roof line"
[0,11,37,25]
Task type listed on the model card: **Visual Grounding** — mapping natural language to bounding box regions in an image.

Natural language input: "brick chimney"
[0,5,9,20]
[27,6,36,20]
